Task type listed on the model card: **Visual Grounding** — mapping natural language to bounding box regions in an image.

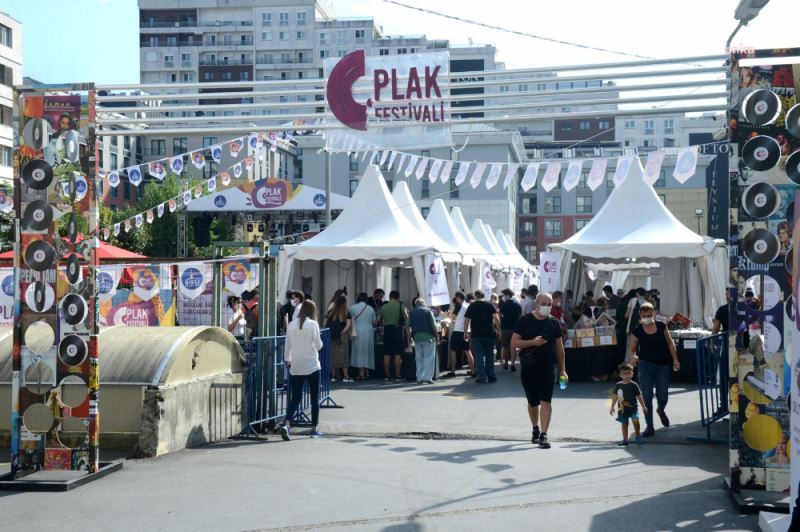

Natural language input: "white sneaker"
[343,377,354,383]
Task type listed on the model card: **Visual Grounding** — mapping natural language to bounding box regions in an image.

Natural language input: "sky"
[2,0,799,85]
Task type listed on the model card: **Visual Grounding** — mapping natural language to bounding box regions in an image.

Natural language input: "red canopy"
[0,240,147,261]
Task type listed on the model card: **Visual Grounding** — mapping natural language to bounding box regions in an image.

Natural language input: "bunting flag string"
[642,150,667,186]
[541,161,562,192]
[587,158,608,191]
[454,162,470,186]
[485,163,502,190]
[562,160,582,192]
[469,162,487,189]
[673,146,699,184]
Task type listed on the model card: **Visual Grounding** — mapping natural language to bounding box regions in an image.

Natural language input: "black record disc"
[58,335,87,366]
[743,89,781,126]
[22,200,53,231]
[742,136,781,172]
[67,212,78,243]
[742,182,780,219]
[24,240,55,271]
[743,228,780,265]
[786,151,800,185]
[63,130,80,163]
[786,104,800,138]
[22,160,53,190]
[24,281,53,312]
[22,118,50,150]
[61,294,87,326]
[65,253,81,285]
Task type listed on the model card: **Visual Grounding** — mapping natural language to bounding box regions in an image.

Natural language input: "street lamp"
[695,208,704,234]
[727,0,770,48]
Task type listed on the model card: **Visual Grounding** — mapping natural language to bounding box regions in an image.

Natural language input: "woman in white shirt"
[280,300,324,440]
[227,296,246,341]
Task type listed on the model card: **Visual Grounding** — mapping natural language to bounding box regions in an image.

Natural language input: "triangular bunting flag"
[170,156,184,174]
[244,156,254,170]
[229,138,244,157]
[673,146,699,184]
[183,190,192,204]
[191,150,206,169]
[207,177,217,192]
[404,155,419,178]
[221,171,231,186]
[613,155,634,186]
[126,166,143,187]
[503,163,520,189]
[124,219,131,233]
[380,150,390,166]
[108,171,120,188]
[169,198,177,212]
[563,160,582,192]
[135,213,143,228]
[157,203,165,218]
[440,161,454,184]
[485,163,502,190]
[520,163,539,192]
[149,161,167,181]
[194,185,203,198]
[415,157,429,180]
[541,162,561,192]
[211,144,223,163]
[428,159,443,184]
[587,158,607,191]
[146,210,154,224]
[643,150,666,186]
[454,162,471,186]
[388,151,399,170]
[397,153,408,174]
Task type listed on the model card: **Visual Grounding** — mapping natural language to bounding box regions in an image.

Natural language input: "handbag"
[351,303,368,338]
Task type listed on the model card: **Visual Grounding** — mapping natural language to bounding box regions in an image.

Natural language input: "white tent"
[549,159,727,323]
[426,199,481,266]
[495,230,535,274]
[450,207,501,268]
[472,219,515,271]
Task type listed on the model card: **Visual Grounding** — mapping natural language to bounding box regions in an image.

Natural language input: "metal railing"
[687,333,729,444]
[199,59,253,67]
[240,328,338,438]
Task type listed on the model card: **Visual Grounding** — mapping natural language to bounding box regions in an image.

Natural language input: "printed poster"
[424,255,449,307]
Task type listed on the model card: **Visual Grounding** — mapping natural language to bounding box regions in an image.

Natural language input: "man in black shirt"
[464,289,501,383]
[499,289,523,371]
[712,303,729,334]
[512,292,568,449]
[367,289,385,311]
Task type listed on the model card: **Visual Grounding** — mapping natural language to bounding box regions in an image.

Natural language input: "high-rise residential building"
[0,11,21,186]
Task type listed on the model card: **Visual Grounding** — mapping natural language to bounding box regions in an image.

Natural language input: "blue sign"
[97,271,114,296]
[214,195,227,208]
[1,274,13,297]
[313,193,326,207]
[181,267,204,290]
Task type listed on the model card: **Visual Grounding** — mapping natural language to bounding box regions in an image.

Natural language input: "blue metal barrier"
[687,333,729,443]
[239,328,339,438]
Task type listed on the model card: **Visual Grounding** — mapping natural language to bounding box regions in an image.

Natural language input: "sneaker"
[488,376,497,383]
[642,426,655,438]
[538,433,551,449]
[531,426,541,444]
[510,365,517,372]
[635,435,644,445]
[343,377,354,383]
[394,378,404,383]
[279,425,291,441]
[384,377,390,382]
[616,440,629,447]
[309,429,322,438]
[331,377,339,382]
[657,408,670,427]
[443,371,456,378]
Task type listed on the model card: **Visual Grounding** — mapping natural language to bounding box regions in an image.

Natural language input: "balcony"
[256,57,312,65]
[164,61,175,68]
[181,60,192,68]
[204,37,254,47]
[140,39,202,48]
[140,20,198,29]
[199,59,253,66]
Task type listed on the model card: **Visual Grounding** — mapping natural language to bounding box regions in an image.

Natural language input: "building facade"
[0,11,21,186]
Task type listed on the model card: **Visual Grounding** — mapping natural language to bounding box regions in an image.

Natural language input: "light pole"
[695,208,704,234]
[727,0,770,48]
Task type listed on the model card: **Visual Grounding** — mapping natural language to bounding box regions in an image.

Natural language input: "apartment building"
[0,12,21,185]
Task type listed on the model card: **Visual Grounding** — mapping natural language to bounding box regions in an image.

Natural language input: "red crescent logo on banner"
[327,49,368,131]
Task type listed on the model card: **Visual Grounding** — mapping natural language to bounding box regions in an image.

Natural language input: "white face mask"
[538,306,552,317]
[641,317,655,325]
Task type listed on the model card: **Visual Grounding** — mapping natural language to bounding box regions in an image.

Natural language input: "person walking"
[464,289,501,384]
[521,284,539,315]
[444,292,475,378]
[325,294,352,382]
[378,290,409,382]
[511,292,568,449]
[280,300,324,440]
[628,302,680,438]
[349,292,376,380]
[409,298,438,384]
[499,288,522,371]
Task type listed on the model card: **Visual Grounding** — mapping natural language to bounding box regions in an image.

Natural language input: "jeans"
[414,340,436,382]
[286,370,320,426]
[472,336,496,381]
[637,360,671,427]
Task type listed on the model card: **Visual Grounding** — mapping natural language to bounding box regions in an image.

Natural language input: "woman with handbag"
[349,292,376,380]
[325,294,353,382]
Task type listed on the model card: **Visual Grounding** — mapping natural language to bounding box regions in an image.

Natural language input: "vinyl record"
[24,281,54,313]
[22,118,50,150]
[24,240,55,271]
[742,182,780,219]
[22,160,53,190]
[786,151,800,185]
[742,89,781,126]
[742,136,781,171]
[61,294,87,326]
[22,200,53,231]
[786,246,794,276]
[63,130,80,163]
[67,212,78,243]
[65,253,81,285]
[786,104,800,138]
[742,228,780,265]
[58,335,87,366]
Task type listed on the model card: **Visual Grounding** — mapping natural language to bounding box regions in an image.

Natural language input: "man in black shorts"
[511,292,567,449]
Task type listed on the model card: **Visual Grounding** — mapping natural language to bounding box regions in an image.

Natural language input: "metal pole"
[325,151,332,226]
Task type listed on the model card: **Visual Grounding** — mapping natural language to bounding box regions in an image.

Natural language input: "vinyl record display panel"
[10,88,100,476]
[727,48,800,501]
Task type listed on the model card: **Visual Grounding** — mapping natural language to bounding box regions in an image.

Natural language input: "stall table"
[670,329,709,383]
[564,335,622,382]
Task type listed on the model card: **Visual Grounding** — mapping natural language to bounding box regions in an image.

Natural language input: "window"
[655,169,666,188]
[397,48,407,54]
[181,53,191,67]
[222,35,232,45]
[279,12,289,26]
[296,31,306,40]
[664,138,675,147]
[222,72,232,80]
[164,54,174,68]
[261,31,272,41]
[280,72,287,80]
[203,72,213,81]
[379,48,389,56]
[182,73,193,82]
[500,85,509,93]
[579,121,591,130]
[0,24,12,48]
[664,119,675,134]
[575,219,590,231]
[261,12,271,26]
[337,30,347,44]
[349,179,358,197]
[544,220,562,238]
[280,52,291,63]
[520,220,536,237]
[449,178,459,199]
[355,29,365,42]
[279,31,288,41]
[0,64,12,87]
[349,153,359,172]
[319,50,328,59]
[606,171,615,188]
[598,121,610,129]
[123,183,131,200]
[337,49,346,58]
[150,139,166,156]
[578,170,590,189]
[296,11,306,25]
[279,95,289,103]
[110,184,118,198]
[576,195,592,213]
[658,193,666,204]
[172,138,187,155]
[0,146,12,167]
[544,196,561,213]
[110,153,118,169]
[518,84,528,92]
[137,185,144,200]
[524,195,537,214]
[624,119,635,129]
[298,72,304,80]
[203,162,218,179]
[536,83,546,91]
[240,71,249,80]
[522,244,537,261]
[203,137,217,147]
[644,119,654,135]
[422,179,430,199]
[319,32,328,44]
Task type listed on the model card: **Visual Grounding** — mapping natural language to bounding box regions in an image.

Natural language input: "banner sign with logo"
[0,268,13,326]
[539,251,561,293]
[481,268,497,292]
[186,179,350,212]
[130,266,160,302]
[424,255,449,307]
[97,266,120,302]
[324,50,451,151]
[178,262,211,301]
[100,288,175,328]
[223,260,258,297]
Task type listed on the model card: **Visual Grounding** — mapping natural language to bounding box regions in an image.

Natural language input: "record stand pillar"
[0,85,122,492]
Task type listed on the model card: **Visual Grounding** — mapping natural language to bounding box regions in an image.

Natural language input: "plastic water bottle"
[559,375,568,390]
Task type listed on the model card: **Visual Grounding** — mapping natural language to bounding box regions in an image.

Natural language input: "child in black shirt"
[609,363,648,446]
